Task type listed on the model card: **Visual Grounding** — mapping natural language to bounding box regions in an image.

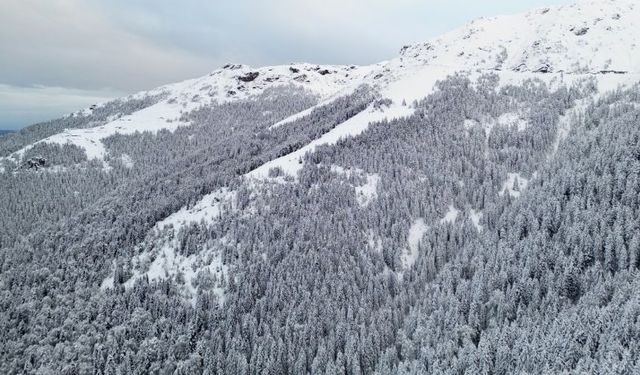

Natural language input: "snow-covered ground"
[469,209,484,232]
[247,103,414,181]
[101,240,229,307]
[403,219,429,269]
[499,173,530,198]
[355,173,381,207]
[155,188,236,231]
[440,205,460,225]
[11,100,190,161]
[101,187,237,304]
[7,63,376,164]
[398,0,640,75]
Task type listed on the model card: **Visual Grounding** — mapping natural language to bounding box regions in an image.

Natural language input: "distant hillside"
[0,130,14,136]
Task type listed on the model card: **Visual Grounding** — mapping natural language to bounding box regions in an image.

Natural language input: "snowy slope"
[11,0,640,166]
[94,0,640,304]
[247,0,640,182]
[6,63,375,163]
[399,0,640,74]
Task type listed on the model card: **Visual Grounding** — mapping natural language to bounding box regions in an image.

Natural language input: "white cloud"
[0,0,213,92]
[0,84,121,129]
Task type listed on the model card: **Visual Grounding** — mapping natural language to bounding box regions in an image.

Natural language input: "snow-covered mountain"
[4,0,639,166]
[4,1,640,373]
[400,0,640,74]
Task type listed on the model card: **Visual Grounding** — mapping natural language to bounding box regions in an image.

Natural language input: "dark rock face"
[23,157,46,170]
[318,69,331,76]
[293,74,308,82]
[572,27,589,36]
[238,72,260,82]
[535,64,552,73]
[223,64,243,70]
[289,67,300,73]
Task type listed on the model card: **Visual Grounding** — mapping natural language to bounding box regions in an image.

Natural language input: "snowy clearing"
[403,219,429,269]
[355,174,381,207]
[499,173,529,198]
[155,188,236,231]
[469,209,484,232]
[102,188,236,305]
[440,205,460,225]
[331,165,381,207]
[102,242,228,307]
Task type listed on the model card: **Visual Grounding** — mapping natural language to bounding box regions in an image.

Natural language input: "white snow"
[155,188,236,231]
[499,173,530,198]
[440,205,460,225]
[497,113,528,131]
[465,112,528,139]
[268,84,364,131]
[101,187,237,305]
[354,173,381,207]
[268,104,319,130]
[329,165,381,207]
[379,64,459,104]
[366,230,383,253]
[403,219,429,269]
[120,154,134,169]
[10,63,375,164]
[247,103,413,181]
[10,100,190,161]
[550,98,590,158]
[469,209,484,232]
[399,0,640,75]
[125,242,228,306]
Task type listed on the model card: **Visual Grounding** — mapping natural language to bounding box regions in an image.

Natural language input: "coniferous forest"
[2,70,640,374]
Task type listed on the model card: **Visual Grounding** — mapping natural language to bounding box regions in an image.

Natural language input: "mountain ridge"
[2,0,639,168]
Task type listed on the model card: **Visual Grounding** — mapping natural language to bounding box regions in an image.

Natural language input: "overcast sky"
[1,0,573,130]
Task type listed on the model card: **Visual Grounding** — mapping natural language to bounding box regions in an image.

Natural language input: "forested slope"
[2,0,640,374]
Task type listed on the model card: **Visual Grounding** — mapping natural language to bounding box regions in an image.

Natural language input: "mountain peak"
[399,0,640,74]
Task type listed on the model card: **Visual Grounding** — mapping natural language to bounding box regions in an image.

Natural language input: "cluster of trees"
[1,74,639,374]
[0,94,164,157]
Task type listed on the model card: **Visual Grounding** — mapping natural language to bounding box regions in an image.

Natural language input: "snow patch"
[469,209,484,232]
[497,113,528,131]
[403,219,428,269]
[247,103,414,181]
[120,154,134,169]
[111,242,228,307]
[101,188,237,305]
[440,205,460,225]
[499,173,529,198]
[366,230,383,253]
[156,188,236,231]
[355,174,380,207]
[550,99,589,158]
[380,64,459,104]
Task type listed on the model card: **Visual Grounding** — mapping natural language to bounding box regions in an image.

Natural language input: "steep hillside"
[2,0,640,373]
